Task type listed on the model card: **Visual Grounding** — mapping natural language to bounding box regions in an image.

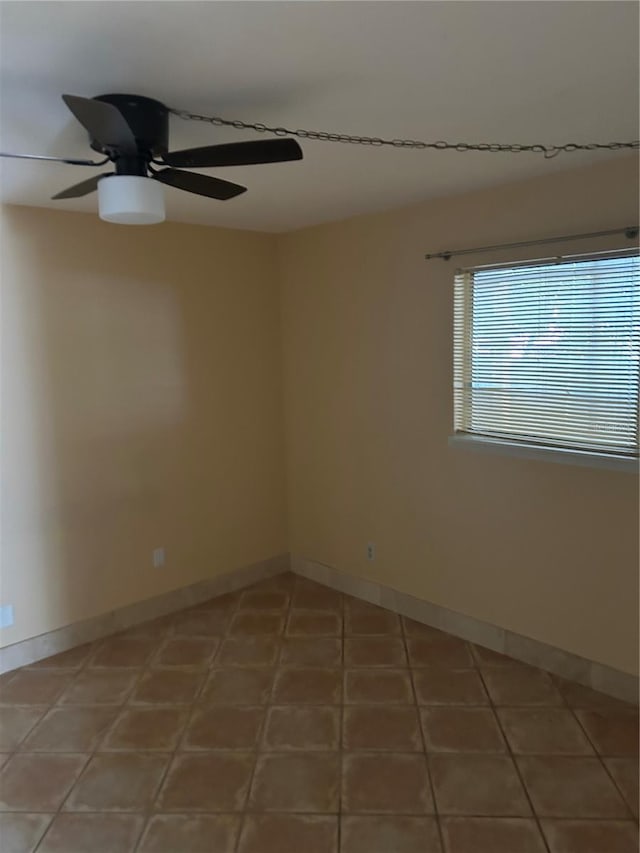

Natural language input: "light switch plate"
[0,605,15,628]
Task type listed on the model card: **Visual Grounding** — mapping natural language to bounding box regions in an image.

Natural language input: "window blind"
[453,251,640,458]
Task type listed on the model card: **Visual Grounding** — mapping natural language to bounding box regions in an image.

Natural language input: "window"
[453,250,640,466]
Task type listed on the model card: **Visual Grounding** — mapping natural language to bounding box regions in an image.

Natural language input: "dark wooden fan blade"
[162,138,303,169]
[152,168,246,200]
[1,152,109,166]
[51,173,110,199]
[62,95,137,154]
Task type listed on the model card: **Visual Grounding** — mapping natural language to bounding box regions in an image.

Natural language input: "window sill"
[448,434,639,473]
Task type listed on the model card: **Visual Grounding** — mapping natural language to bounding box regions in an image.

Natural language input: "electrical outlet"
[152,548,165,569]
[0,604,14,628]
[366,542,376,561]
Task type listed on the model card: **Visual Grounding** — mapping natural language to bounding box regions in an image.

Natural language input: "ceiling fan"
[0,94,303,223]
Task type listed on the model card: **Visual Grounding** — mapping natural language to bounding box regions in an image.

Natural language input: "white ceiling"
[1,1,638,232]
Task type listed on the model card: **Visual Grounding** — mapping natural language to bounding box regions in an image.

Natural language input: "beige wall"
[1,206,287,646]
[278,155,640,676]
[2,156,638,676]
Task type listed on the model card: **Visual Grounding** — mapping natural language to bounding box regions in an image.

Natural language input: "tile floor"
[0,572,638,852]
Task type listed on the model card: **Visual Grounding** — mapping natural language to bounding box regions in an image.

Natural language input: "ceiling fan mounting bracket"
[91,94,169,157]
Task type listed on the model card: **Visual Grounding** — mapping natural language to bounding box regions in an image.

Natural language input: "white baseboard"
[292,555,639,705]
[3,550,636,707]
[0,553,289,674]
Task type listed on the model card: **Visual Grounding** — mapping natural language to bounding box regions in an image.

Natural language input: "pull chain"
[168,107,639,160]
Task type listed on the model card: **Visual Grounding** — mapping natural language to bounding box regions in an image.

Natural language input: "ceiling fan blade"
[62,95,137,153]
[161,138,303,169]
[1,151,109,166]
[152,168,246,200]
[52,173,111,200]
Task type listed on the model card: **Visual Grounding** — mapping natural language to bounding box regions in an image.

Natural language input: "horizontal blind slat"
[453,252,640,456]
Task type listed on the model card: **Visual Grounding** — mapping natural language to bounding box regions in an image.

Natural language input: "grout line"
[50,627,175,853]
[400,615,446,853]
[5,575,639,852]
[135,584,245,853]
[562,695,638,823]
[22,643,153,853]
[472,663,552,853]
[232,576,292,853]
[337,586,345,853]
[32,750,94,853]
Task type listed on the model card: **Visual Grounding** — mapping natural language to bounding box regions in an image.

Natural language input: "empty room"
[0,2,638,852]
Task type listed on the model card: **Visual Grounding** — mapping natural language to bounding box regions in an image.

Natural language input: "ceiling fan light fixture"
[98,174,165,225]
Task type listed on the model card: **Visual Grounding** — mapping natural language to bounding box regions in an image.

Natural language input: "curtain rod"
[424,226,639,261]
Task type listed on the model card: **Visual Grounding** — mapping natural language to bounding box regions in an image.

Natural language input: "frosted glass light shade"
[98,175,165,225]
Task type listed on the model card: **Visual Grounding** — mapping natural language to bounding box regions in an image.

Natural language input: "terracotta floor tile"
[195,590,241,612]
[90,636,158,668]
[286,611,342,636]
[58,670,140,705]
[517,756,629,817]
[37,813,144,853]
[0,707,47,750]
[64,753,168,811]
[20,706,117,752]
[133,613,177,634]
[272,668,342,704]
[344,669,414,704]
[200,668,274,705]
[0,813,52,853]
[421,707,506,753]
[552,678,635,711]
[263,706,340,751]
[441,817,546,852]
[171,609,230,637]
[102,707,190,751]
[131,670,204,705]
[182,706,264,750]
[430,754,531,816]
[156,753,254,811]
[345,638,407,667]
[575,710,639,756]
[343,706,422,751]
[252,572,297,592]
[216,637,281,667]
[341,815,441,853]
[1,579,635,853]
[407,637,473,668]
[540,819,639,853]
[481,666,564,706]
[249,752,339,812]
[345,602,401,635]
[0,671,16,688]
[342,753,433,814]
[0,670,74,705]
[604,758,639,817]
[401,619,449,639]
[0,753,87,811]
[413,668,489,705]
[291,582,343,611]
[498,708,595,755]
[237,814,337,853]
[228,612,285,636]
[139,814,240,853]
[280,637,342,667]
[238,589,290,611]
[114,616,174,639]
[471,645,519,667]
[26,644,95,670]
[151,637,218,668]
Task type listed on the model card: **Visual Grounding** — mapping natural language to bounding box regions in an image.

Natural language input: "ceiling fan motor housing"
[91,94,169,159]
